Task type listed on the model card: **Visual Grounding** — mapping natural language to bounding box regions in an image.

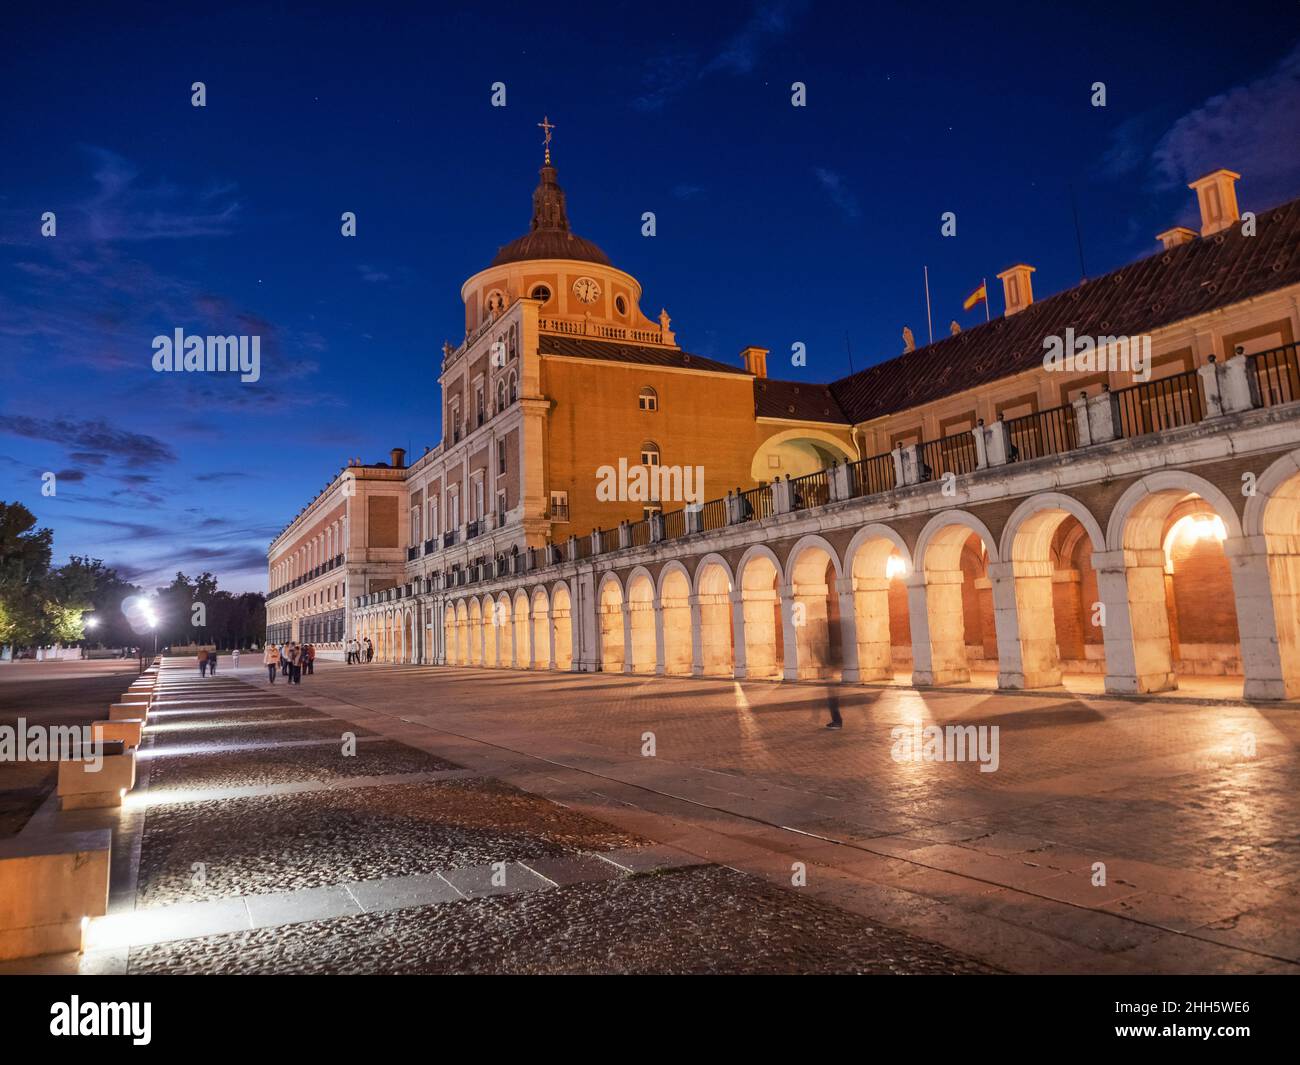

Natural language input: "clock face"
[572,276,601,304]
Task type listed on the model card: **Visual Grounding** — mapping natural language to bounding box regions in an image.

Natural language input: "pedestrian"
[280,644,290,677]
[209,648,218,675]
[264,642,280,683]
[304,643,315,676]
[348,638,358,665]
[825,690,843,731]
[233,648,241,670]
[290,643,303,684]
[365,637,374,663]
[198,647,209,676]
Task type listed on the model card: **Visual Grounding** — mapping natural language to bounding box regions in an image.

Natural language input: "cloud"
[81,147,241,241]
[814,168,861,220]
[673,183,705,200]
[633,0,808,111]
[0,415,177,468]
[55,469,86,482]
[357,264,390,283]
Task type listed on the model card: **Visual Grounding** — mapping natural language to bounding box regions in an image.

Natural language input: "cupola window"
[638,386,658,412]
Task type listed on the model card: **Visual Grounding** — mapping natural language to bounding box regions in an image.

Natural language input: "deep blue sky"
[2,1,1298,592]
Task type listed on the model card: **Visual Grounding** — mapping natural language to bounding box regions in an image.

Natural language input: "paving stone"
[346,873,466,912]
[245,884,363,927]
[439,862,553,898]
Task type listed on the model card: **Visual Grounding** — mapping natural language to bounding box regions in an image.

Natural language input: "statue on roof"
[902,326,915,353]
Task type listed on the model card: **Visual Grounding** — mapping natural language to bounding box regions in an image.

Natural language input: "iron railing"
[788,469,829,511]
[847,453,895,498]
[1004,404,1077,462]
[699,497,728,532]
[736,484,773,522]
[1113,369,1203,439]
[1250,343,1299,408]
[919,430,980,481]
[662,508,686,539]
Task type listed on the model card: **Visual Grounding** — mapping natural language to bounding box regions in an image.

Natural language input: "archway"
[751,427,855,482]
[454,600,469,665]
[1247,451,1300,698]
[627,570,657,674]
[659,565,693,675]
[738,548,784,680]
[695,558,735,676]
[552,582,573,670]
[598,577,625,673]
[1105,472,1244,694]
[913,512,1000,686]
[467,598,482,666]
[444,604,458,665]
[787,536,842,680]
[513,590,531,668]
[1001,494,1107,689]
[493,594,512,667]
[846,525,911,681]
[531,588,551,668]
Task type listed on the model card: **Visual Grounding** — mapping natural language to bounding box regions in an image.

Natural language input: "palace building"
[269,152,1300,701]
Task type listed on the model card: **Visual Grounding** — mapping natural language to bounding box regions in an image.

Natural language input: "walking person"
[209,648,218,675]
[364,637,374,663]
[304,643,315,676]
[264,642,280,683]
[825,690,843,731]
[233,648,241,670]
[198,647,209,677]
[280,644,290,677]
[288,643,302,685]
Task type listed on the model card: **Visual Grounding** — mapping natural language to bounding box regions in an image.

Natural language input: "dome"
[490,162,611,268]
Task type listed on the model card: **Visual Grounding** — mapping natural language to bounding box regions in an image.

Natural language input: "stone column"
[1091,549,1177,694]
[688,594,704,676]
[1226,534,1297,700]
[908,570,970,685]
[853,576,894,680]
[653,597,666,676]
[778,584,799,680]
[730,589,748,679]
[835,575,860,683]
[991,559,1062,689]
[621,601,633,674]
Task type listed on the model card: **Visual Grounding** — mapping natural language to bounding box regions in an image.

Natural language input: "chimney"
[1188,168,1241,237]
[996,263,1035,316]
[390,447,406,469]
[740,346,769,379]
[1157,226,1197,250]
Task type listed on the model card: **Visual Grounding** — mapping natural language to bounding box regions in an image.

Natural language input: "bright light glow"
[885,555,908,579]
[85,617,99,629]
[1165,513,1228,564]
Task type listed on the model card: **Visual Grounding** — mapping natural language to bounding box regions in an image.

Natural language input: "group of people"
[196,647,243,676]
[345,637,373,664]
[262,642,314,684]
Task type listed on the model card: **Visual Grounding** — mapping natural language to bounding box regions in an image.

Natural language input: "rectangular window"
[475,387,485,427]
[497,442,507,475]
[550,490,569,521]
[474,479,484,520]
[429,499,439,537]
[497,490,507,523]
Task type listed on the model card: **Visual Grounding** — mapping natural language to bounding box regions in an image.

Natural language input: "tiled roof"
[754,377,849,424]
[829,197,1300,424]
[538,334,750,375]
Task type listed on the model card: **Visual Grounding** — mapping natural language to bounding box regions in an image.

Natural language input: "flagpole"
[924,266,933,345]
[983,277,990,322]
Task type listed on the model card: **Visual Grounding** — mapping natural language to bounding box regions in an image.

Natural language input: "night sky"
[2,1,1298,592]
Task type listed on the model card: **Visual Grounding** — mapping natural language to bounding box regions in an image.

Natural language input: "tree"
[0,502,54,647]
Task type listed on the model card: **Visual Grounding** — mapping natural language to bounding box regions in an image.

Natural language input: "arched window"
[496,380,506,413]
[508,371,518,404]
[638,386,658,412]
[508,324,518,360]
[640,441,661,467]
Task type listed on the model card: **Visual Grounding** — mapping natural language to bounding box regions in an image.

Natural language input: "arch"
[551,581,573,670]
[996,492,1109,689]
[1243,449,1300,538]
[626,569,657,674]
[444,603,458,666]
[466,598,482,666]
[694,555,735,677]
[659,565,693,675]
[598,574,626,673]
[531,586,551,668]
[1102,471,1246,695]
[1245,449,1300,698]
[512,589,530,668]
[691,553,735,596]
[845,523,913,681]
[915,509,1001,572]
[750,426,856,482]
[737,545,784,679]
[786,535,843,680]
[1105,470,1243,552]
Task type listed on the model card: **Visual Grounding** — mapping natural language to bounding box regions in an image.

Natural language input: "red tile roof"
[829,197,1300,424]
[537,335,749,375]
[754,377,849,424]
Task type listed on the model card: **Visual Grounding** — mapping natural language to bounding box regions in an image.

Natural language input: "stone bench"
[57,743,135,810]
[109,703,148,721]
[92,719,143,749]
[0,831,111,960]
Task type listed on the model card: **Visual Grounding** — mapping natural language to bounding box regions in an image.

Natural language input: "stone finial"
[902,326,915,353]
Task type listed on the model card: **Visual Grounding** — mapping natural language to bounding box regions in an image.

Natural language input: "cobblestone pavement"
[127,865,998,975]
[248,661,1300,974]
[4,659,1006,975]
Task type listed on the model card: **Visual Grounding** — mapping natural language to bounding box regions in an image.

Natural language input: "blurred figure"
[264,643,280,683]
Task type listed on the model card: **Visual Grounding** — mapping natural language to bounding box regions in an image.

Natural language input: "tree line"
[1,501,266,653]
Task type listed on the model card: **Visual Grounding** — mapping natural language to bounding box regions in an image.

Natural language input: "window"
[474,479,484,520]
[410,506,421,543]
[497,442,507,475]
[496,380,506,412]
[640,441,661,467]
[508,324,518,360]
[449,490,460,530]
[530,284,552,304]
[638,386,658,411]
[475,386,484,427]
[508,371,518,404]
[550,490,569,521]
[429,498,439,538]
[615,294,627,315]
[450,400,462,443]
[497,490,507,523]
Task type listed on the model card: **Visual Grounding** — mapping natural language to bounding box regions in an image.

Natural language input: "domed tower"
[459,128,670,344]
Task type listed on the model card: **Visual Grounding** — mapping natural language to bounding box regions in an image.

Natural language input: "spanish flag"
[962,282,987,311]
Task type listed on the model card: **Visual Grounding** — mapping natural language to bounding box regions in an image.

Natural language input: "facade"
[275,160,1300,701]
